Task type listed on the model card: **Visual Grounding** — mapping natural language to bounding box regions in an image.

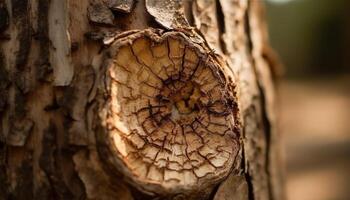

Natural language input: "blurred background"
[265,0,350,200]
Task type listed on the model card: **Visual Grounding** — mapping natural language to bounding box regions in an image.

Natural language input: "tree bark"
[0,0,284,200]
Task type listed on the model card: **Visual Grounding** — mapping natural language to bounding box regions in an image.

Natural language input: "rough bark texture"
[0,0,284,200]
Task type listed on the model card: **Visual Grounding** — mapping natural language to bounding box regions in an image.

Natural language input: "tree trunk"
[0,0,284,199]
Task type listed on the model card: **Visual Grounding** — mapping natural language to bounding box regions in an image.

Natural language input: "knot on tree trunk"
[96,29,242,196]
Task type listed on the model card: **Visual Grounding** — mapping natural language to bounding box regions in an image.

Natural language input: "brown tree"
[0,0,284,199]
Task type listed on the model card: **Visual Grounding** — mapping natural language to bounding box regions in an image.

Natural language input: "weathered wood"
[0,0,284,199]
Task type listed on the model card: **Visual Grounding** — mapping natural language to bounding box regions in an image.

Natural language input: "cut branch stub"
[96,29,241,196]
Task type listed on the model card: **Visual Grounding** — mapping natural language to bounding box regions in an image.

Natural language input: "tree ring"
[96,29,241,195]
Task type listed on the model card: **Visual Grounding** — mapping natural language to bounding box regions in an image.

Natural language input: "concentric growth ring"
[97,29,241,195]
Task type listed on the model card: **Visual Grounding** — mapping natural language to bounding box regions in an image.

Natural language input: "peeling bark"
[146,0,189,29]
[88,1,115,26]
[0,0,284,199]
[105,0,134,13]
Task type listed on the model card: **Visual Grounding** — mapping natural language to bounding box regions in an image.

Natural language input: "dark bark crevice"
[245,2,274,199]
[0,140,9,200]
[215,0,227,54]
[241,139,255,200]
[36,0,52,82]
[257,86,273,200]
[0,0,9,33]
[11,0,31,70]
[10,156,34,200]
[39,121,74,200]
